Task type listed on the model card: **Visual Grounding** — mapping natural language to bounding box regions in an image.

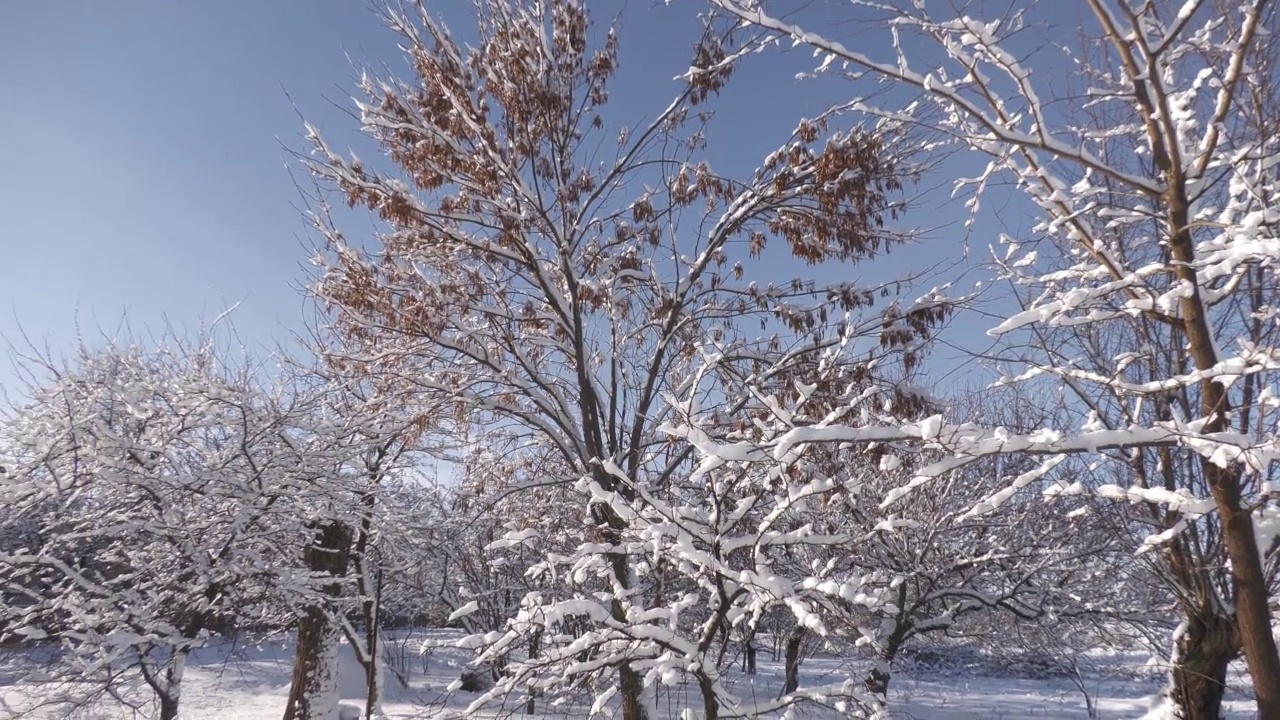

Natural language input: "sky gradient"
[0,1,1045,392]
[1,1,394,371]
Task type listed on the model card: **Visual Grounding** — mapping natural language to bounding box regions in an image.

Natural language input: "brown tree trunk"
[606,545,648,720]
[692,593,736,720]
[779,626,806,698]
[1209,468,1280,718]
[525,629,542,715]
[138,649,187,720]
[283,520,353,720]
[159,653,187,720]
[361,566,382,720]
[715,621,731,669]
[353,504,384,720]
[1164,182,1280,716]
[284,614,344,720]
[865,637,904,698]
[864,665,891,700]
[1169,612,1236,720]
[618,660,648,720]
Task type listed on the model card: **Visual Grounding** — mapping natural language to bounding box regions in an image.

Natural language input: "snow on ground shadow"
[0,629,1260,718]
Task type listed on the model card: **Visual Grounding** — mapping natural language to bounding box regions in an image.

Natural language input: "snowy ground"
[0,630,1260,718]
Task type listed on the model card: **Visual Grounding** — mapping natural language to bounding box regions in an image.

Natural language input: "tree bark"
[283,520,353,720]
[361,568,383,720]
[779,626,806,698]
[354,517,383,720]
[596,470,649,720]
[284,617,344,720]
[865,634,905,699]
[525,629,542,715]
[159,652,187,720]
[697,672,719,720]
[605,542,648,720]
[1208,468,1280,717]
[1169,612,1236,720]
[715,621,731,669]
[157,693,179,720]
[138,648,187,720]
[1167,184,1280,717]
[617,658,648,720]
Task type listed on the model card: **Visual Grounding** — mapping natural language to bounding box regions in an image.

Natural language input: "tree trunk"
[1168,183,1280,717]
[1209,470,1280,717]
[779,626,806,698]
[617,662,648,720]
[525,629,542,715]
[361,556,383,720]
[1169,613,1236,720]
[715,621,731,669]
[284,617,344,720]
[157,693,179,720]
[865,658,893,699]
[598,490,648,720]
[864,627,906,699]
[362,605,382,718]
[139,649,187,720]
[697,672,719,720]
[772,615,783,661]
[283,520,353,720]
[606,546,648,720]
[158,651,187,720]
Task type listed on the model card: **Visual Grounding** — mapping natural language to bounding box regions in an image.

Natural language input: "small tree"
[277,345,433,720]
[645,363,1103,713]
[0,332,306,720]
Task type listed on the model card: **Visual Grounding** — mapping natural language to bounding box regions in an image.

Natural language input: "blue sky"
[0,1,390,373]
[0,1,1067,393]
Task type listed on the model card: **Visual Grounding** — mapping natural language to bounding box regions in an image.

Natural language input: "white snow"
[2,630,1260,718]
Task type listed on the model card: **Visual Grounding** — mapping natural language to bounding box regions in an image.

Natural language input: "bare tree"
[706,0,1280,716]
[302,1,943,716]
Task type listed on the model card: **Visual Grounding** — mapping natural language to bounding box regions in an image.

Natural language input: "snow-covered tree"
[304,1,947,716]
[811,451,1103,696]
[276,342,437,720]
[707,1,1280,716]
[0,324,435,720]
[436,439,578,636]
[0,332,310,720]
[624,358,1108,714]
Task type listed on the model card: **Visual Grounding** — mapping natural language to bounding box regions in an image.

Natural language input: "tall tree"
[708,1,1280,716]
[305,1,942,715]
